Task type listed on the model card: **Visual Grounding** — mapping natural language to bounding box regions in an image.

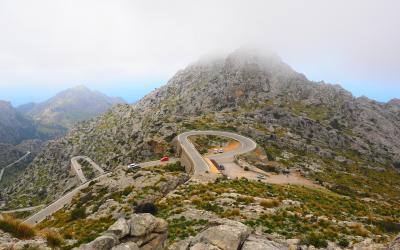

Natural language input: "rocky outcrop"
[0,229,50,250]
[75,213,168,250]
[169,219,287,250]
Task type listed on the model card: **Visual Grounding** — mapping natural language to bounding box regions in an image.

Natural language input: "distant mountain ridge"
[18,85,126,128]
[0,86,125,183]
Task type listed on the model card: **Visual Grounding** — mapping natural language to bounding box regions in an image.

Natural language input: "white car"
[218,148,224,153]
[213,149,219,154]
[128,163,140,170]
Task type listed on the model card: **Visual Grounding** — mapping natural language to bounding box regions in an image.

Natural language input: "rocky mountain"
[18,85,126,129]
[0,101,38,145]
[1,48,399,249]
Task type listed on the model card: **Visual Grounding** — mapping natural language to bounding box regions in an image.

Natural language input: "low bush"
[0,215,36,239]
[69,207,86,221]
[338,237,350,247]
[260,199,280,208]
[303,232,328,248]
[135,202,158,215]
[237,196,255,204]
[40,229,64,248]
[164,162,185,172]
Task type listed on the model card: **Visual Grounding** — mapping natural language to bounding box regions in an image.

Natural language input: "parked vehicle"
[128,163,140,170]
[218,148,224,153]
[160,156,169,162]
[257,174,266,179]
[213,149,219,154]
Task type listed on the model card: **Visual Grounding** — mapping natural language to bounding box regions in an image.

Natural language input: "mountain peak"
[71,84,90,91]
[18,86,126,128]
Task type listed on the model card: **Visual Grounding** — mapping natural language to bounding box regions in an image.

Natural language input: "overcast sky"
[0,0,399,105]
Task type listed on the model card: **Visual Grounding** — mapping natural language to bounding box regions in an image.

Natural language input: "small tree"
[135,202,158,215]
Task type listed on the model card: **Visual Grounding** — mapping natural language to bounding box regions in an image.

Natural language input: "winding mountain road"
[177,131,257,176]
[24,130,256,225]
[71,156,105,183]
[0,152,31,183]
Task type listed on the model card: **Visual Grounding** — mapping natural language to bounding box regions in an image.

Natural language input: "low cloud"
[0,0,399,102]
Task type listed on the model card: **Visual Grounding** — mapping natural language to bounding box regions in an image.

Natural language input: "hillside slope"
[3,48,399,211]
[0,101,38,145]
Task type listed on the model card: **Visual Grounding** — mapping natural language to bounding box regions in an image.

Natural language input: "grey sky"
[0,0,399,104]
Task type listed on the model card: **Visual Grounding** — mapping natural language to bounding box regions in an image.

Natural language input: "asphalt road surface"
[177,131,257,176]
[25,131,255,225]
[24,173,111,225]
[71,156,105,183]
[0,152,31,183]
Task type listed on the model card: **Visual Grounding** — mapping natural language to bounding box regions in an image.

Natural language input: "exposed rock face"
[0,101,38,145]
[169,219,287,250]
[242,235,286,250]
[75,214,168,250]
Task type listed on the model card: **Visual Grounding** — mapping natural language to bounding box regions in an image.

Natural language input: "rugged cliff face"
[2,48,399,208]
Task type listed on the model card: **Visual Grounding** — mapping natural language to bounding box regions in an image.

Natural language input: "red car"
[160,156,169,162]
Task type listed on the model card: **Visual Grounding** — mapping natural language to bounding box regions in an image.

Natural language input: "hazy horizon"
[1,0,399,105]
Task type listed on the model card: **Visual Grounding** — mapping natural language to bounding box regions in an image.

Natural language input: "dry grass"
[260,199,280,208]
[40,228,64,248]
[0,214,36,239]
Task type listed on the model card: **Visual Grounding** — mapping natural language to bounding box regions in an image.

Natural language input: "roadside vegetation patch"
[157,178,400,247]
[0,214,36,239]
[188,135,236,154]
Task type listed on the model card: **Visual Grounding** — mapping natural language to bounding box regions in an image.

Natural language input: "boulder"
[76,234,118,250]
[111,242,140,250]
[190,242,221,250]
[140,232,168,250]
[74,213,169,250]
[129,213,167,237]
[242,235,287,250]
[107,217,130,239]
[168,237,192,250]
[191,221,251,250]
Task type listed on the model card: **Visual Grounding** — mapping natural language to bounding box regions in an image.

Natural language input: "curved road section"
[25,131,256,225]
[71,156,105,183]
[0,152,31,183]
[24,173,110,225]
[177,131,257,176]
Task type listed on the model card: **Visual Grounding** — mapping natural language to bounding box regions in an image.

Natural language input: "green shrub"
[69,207,86,220]
[135,202,158,215]
[338,237,349,247]
[244,166,249,171]
[164,162,185,172]
[303,232,328,248]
